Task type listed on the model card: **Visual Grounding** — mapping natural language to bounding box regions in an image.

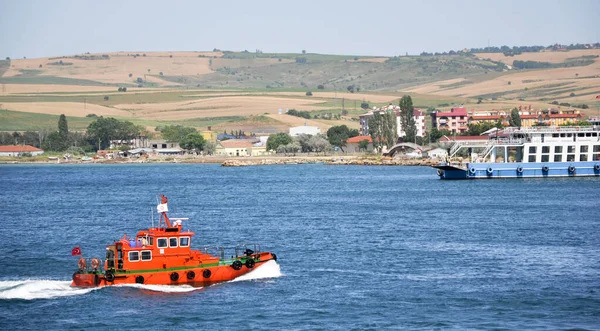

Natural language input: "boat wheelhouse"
[433,126,600,179]
[72,195,277,287]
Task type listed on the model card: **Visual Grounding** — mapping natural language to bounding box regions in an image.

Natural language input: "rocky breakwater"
[326,157,438,166]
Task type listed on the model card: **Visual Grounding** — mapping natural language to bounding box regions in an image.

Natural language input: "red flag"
[71,246,81,256]
[596,95,600,99]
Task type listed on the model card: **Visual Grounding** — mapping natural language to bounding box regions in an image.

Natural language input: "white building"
[360,105,427,138]
[289,126,321,136]
[0,145,44,156]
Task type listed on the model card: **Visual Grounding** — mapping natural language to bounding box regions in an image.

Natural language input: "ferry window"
[560,133,566,137]
[129,251,139,262]
[141,251,152,261]
[148,237,154,246]
[578,133,584,137]
[528,155,536,162]
[529,146,536,154]
[580,146,588,153]
[552,134,559,138]
[594,145,600,152]
[157,238,168,248]
[169,237,178,248]
[554,155,562,162]
[580,154,588,162]
[555,146,562,153]
[567,133,572,137]
[179,237,190,247]
[541,155,549,162]
[567,146,576,153]
[567,154,575,162]
[594,154,600,161]
[586,133,591,137]
[542,146,550,154]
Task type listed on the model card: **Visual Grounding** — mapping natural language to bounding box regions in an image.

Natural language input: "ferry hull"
[72,253,276,288]
[434,162,600,179]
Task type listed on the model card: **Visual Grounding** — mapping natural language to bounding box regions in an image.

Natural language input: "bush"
[136,77,143,83]
[360,102,369,109]
[86,114,97,118]
[317,84,324,90]
[129,73,133,78]
[104,96,109,101]
[118,87,123,92]
[159,72,163,76]
[569,92,575,97]
[306,91,312,96]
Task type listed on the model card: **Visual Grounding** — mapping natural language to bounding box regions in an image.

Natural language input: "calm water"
[0,164,599,330]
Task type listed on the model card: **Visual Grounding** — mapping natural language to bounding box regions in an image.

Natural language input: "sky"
[1,0,599,59]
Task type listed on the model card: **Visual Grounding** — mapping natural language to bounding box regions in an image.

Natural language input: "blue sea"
[1,164,599,330]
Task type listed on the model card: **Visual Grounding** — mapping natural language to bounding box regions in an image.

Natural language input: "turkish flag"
[71,246,81,256]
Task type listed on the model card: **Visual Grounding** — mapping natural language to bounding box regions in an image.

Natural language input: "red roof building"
[0,145,44,156]
[346,136,373,143]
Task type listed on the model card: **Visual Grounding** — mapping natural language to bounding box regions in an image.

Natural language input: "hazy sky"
[1,0,599,59]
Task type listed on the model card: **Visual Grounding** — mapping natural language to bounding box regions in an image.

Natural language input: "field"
[1,48,599,135]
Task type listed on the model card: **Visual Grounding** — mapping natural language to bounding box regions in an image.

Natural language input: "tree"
[317,84,325,90]
[361,102,370,110]
[160,125,196,142]
[326,125,358,152]
[368,111,397,153]
[136,77,143,83]
[179,132,205,151]
[104,96,109,101]
[122,87,127,92]
[204,141,217,155]
[266,132,292,151]
[358,139,370,152]
[86,117,140,150]
[509,107,522,127]
[302,50,306,54]
[58,114,69,138]
[399,95,416,142]
[306,91,312,96]
[308,134,332,154]
[129,73,133,78]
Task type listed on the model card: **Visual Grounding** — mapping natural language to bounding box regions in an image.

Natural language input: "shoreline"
[0,155,440,167]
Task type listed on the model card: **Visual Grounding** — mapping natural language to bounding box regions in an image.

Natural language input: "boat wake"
[230,260,282,282]
[0,279,98,300]
[0,261,281,300]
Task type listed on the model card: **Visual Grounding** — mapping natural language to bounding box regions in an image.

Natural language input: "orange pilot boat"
[71,195,277,287]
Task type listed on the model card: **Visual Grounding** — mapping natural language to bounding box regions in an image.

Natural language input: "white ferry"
[433,126,600,179]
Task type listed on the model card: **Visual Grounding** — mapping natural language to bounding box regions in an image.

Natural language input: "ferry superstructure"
[433,126,600,179]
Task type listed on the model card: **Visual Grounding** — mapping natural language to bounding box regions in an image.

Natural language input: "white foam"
[230,260,283,282]
[113,283,199,293]
[0,279,98,300]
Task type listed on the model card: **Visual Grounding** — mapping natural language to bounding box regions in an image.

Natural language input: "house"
[0,145,44,156]
[345,136,373,153]
[431,107,468,134]
[423,147,448,159]
[289,126,321,136]
[215,139,254,156]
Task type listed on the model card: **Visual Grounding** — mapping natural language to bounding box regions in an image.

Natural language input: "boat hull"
[434,162,600,179]
[71,253,276,288]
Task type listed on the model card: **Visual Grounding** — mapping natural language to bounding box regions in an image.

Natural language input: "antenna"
[151,207,154,228]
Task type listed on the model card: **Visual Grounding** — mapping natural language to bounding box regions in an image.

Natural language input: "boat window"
[179,237,190,247]
[580,146,588,153]
[567,154,575,162]
[560,133,566,137]
[555,146,562,153]
[528,155,536,162]
[552,133,559,138]
[157,238,168,248]
[567,146,576,153]
[129,251,139,262]
[141,251,152,261]
[594,145,600,153]
[541,155,549,162]
[148,237,154,246]
[593,133,598,137]
[567,133,572,137]
[542,146,550,154]
[578,133,584,137]
[554,155,562,162]
[529,146,536,154]
[169,237,178,248]
[586,133,591,137]
[580,154,588,161]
